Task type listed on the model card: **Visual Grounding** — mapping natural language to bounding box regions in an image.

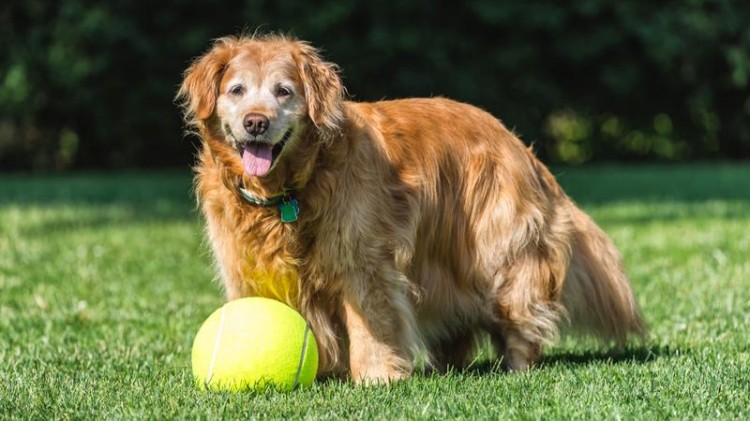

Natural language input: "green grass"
[1,165,749,419]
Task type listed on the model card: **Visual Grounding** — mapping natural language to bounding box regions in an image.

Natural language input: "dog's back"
[344,97,645,370]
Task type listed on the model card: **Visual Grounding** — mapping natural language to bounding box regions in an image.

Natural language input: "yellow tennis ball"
[191,297,318,392]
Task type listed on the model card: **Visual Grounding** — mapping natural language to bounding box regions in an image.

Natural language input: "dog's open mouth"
[238,129,293,177]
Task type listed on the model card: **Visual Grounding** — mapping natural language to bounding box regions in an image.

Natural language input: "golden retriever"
[177,34,645,383]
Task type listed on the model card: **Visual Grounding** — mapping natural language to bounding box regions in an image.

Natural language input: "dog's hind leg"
[489,246,569,371]
[483,200,573,371]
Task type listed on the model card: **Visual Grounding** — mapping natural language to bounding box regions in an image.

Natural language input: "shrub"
[1,0,748,170]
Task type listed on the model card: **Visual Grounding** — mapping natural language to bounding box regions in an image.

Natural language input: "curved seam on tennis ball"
[205,305,226,389]
[292,323,311,389]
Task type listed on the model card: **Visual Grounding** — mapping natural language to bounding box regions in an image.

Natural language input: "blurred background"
[1,0,749,172]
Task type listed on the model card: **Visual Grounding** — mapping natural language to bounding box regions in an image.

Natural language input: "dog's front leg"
[341,270,418,384]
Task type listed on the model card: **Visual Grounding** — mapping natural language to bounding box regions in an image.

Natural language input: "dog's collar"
[238,183,299,223]
[239,187,286,207]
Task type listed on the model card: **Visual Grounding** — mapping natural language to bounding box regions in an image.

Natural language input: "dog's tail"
[561,204,646,344]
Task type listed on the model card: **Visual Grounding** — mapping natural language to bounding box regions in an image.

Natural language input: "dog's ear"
[177,38,235,123]
[293,42,345,138]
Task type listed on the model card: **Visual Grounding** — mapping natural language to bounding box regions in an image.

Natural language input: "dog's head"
[177,35,344,177]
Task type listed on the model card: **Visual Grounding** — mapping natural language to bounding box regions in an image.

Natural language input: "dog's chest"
[243,260,300,307]
[228,213,303,307]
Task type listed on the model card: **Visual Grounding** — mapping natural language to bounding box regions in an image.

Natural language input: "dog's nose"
[243,113,270,136]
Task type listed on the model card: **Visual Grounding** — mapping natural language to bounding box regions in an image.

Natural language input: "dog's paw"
[352,365,410,385]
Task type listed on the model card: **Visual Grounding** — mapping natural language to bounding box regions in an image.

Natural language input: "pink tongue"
[242,144,273,177]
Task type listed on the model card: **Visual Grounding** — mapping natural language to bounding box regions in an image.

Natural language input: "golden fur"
[177,34,646,383]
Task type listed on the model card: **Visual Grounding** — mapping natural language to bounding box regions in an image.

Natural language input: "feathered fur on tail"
[562,204,646,344]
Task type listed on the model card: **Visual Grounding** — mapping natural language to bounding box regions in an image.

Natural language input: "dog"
[177,34,645,383]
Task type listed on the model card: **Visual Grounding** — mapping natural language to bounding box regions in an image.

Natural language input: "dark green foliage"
[1,0,749,170]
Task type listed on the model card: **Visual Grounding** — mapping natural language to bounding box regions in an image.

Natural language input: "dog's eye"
[229,85,244,96]
[275,86,292,98]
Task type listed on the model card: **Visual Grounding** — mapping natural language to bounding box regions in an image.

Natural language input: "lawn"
[1,165,748,419]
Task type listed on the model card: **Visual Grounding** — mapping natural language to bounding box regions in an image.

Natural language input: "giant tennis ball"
[191,297,318,392]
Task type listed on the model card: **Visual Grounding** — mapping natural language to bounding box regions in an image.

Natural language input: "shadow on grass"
[591,201,750,227]
[0,171,193,203]
[314,345,676,385]
[537,344,673,369]
[450,344,674,376]
[15,203,200,237]
[0,171,199,235]
[551,164,750,226]
[555,164,750,206]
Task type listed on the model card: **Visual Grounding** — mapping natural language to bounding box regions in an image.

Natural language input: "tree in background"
[1,0,748,171]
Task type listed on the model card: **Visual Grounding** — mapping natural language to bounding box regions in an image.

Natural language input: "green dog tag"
[279,199,299,223]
